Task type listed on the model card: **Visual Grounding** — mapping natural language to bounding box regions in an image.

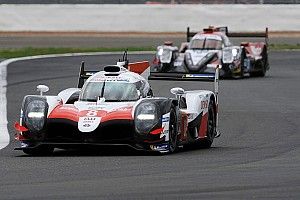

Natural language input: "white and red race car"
[14,53,221,155]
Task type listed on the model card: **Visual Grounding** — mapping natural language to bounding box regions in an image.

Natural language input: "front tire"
[168,107,178,153]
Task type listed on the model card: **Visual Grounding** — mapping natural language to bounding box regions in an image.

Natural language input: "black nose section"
[186,52,217,72]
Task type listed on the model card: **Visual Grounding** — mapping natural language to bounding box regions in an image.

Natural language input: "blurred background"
[0,0,299,58]
[0,0,299,4]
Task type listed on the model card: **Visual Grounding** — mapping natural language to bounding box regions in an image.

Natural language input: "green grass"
[0,44,299,59]
[0,47,155,59]
[268,43,300,50]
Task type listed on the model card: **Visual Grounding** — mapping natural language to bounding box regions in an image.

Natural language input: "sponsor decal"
[78,112,101,132]
[59,106,78,112]
[161,113,170,140]
[87,106,105,110]
[21,142,28,148]
[162,116,169,123]
[183,74,215,78]
[201,100,209,109]
[150,144,169,152]
[91,76,130,83]
[112,107,132,112]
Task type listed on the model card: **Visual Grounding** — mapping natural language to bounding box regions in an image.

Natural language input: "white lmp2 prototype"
[14,54,221,155]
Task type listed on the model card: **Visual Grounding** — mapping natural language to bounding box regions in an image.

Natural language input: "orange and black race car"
[149,26,269,80]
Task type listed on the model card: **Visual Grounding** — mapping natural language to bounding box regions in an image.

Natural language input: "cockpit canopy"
[189,34,223,50]
[79,69,150,102]
[80,81,141,102]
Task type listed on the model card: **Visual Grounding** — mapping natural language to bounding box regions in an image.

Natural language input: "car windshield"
[190,38,222,50]
[80,81,139,102]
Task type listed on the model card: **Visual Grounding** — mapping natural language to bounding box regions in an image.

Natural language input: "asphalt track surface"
[0,51,299,199]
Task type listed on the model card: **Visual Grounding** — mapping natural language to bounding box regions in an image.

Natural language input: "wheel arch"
[209,94,217,124]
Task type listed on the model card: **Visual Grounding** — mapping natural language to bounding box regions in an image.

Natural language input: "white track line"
[0,51,154,150]
[0,59,9,150]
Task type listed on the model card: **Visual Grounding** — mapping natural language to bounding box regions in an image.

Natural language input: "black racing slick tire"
[23,146,54,156]
[168,107,178,153]
[250,46,268,77]
[239,49,246,78]
[200,100,216,148]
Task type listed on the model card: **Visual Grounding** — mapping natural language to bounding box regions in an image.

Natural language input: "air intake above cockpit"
[104,65,121,72]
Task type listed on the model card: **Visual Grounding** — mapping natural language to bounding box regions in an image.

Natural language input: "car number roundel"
[78,110,101,132]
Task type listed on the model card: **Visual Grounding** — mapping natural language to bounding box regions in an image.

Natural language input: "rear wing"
[149,72,216,82]
[186,26,269,45]
[77,61,150,88]
[187,26,230,42]
[149,66,219,84]
[226,27,269,46]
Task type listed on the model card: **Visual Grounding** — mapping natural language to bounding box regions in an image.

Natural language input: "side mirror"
[170,87,185,95]
[37,85,49,96]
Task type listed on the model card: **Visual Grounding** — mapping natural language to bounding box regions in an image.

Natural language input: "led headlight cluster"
[222,49,233,63]
[223,48,239,64]
[24,100,47,132]
[135,102,159,134]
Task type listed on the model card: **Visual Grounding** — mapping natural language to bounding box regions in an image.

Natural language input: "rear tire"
[238,49,245,78]
[23,146,54,156]
[250,46,267,77]
[250,64,266,77]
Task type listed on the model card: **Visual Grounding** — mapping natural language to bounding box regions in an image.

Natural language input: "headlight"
[223,48,240,63]
[24,100,47,132]
[135,102,159,134]
[157,48,163,56]
[222,49,233,63]
[160,49,172,63]
[232,49,238,57]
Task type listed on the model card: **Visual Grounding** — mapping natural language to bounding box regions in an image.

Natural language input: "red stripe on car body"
[198,112,208,138]
[48,105,79,122]
[150,127,164,135]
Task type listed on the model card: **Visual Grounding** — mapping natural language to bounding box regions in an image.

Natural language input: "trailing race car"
[149,26,269,80]
[14,53,221,155]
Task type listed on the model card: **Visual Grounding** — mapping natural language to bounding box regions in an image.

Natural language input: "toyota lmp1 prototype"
[14,53,221,155]
[149,26,269,80]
